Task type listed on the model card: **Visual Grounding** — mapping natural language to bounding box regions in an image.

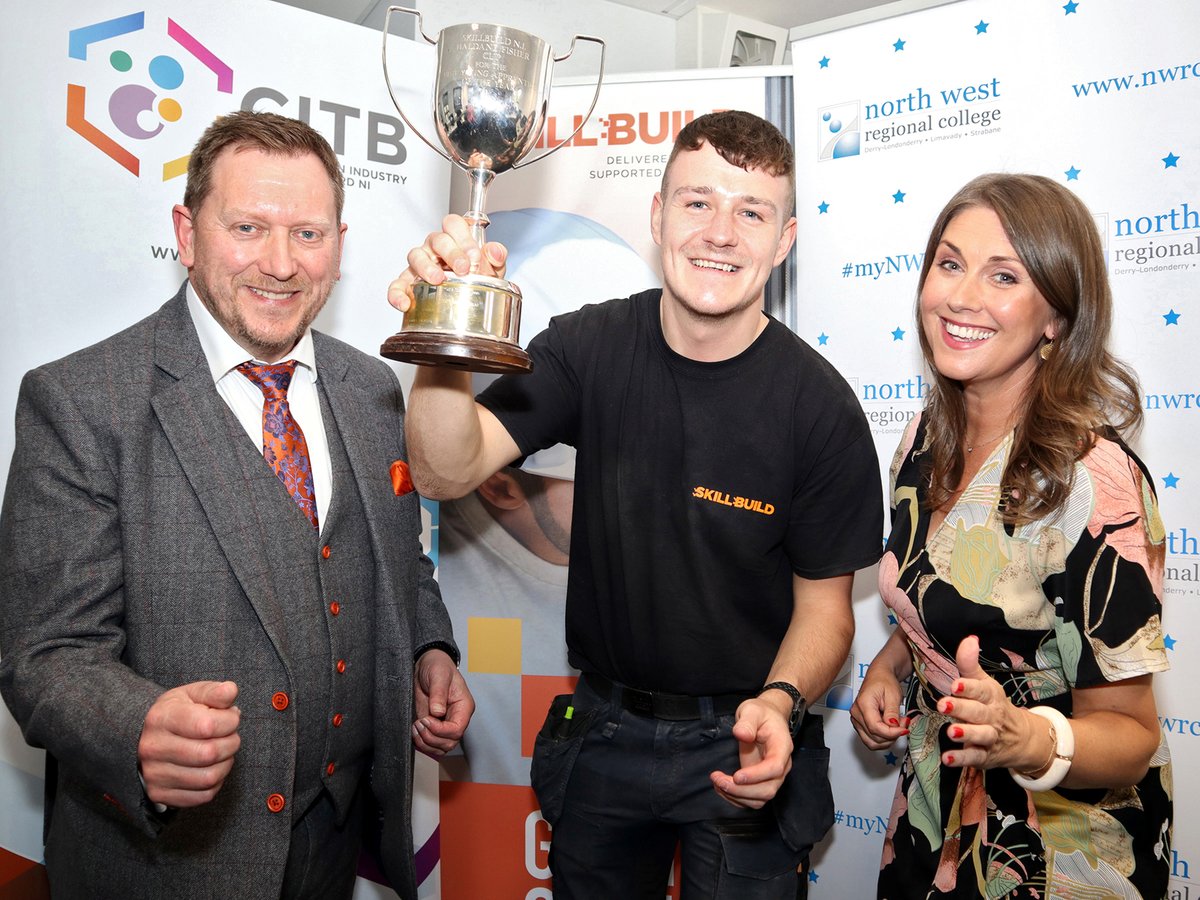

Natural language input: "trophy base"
[380,272,532,374]
[380,331,533,373]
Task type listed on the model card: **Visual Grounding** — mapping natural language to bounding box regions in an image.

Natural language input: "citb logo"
[67,11,233,180]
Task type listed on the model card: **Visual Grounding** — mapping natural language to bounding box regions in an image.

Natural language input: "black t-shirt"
[479,289,882,695]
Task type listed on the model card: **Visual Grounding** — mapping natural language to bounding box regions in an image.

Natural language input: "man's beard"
[193,273,328,361]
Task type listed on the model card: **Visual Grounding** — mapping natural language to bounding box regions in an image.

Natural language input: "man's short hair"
[663,110,795,213]
[183,109,345,221]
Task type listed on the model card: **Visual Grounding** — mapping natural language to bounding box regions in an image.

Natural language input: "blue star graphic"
[1065,165,1080,181]
[887,612,898,626]
[818,200,829,214]
[1163,152,1180,168]
[892,327,906,341]
[808,870,819,884]
[885,751,899,766]
[1164,309,1181,325]
[1164,634,1177,651]
[894,38,906,51]
[819,56,830,68]
[893,189,906,203]
[1063,1,1078,13]
[818,333,829,346]
[1163,473,1180,488]
[976,20,989,33]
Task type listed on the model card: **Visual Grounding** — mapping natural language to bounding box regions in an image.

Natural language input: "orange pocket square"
[390,459,414,496]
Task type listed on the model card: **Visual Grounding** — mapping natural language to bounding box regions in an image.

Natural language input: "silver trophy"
[381,8,605,373]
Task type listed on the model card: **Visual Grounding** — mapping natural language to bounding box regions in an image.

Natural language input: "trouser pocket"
[530,693,596,826]
[773,712,834,854]
[718,816,803,880]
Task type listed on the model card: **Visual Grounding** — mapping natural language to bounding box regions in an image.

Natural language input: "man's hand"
[387,214,508,313]
[137,680,241,809]
[709,697,793,809]
[412,649,475,757]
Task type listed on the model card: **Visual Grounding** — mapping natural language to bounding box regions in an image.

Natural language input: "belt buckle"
[624,687,654,717]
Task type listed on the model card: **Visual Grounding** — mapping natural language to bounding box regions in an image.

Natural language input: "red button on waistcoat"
[102,793,126,813]
[329,601,340,616]
[271,692,289,711]
[326,762,336,776]
[332,713,344,727]
[336,659,346,674]
[266,793,286,813]
[321,545,331,559]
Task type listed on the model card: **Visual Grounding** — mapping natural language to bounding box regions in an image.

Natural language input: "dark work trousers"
[540,675,812,900]
[279,780,368,900]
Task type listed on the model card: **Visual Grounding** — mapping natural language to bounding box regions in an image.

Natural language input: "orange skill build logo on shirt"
[692,486,775,515]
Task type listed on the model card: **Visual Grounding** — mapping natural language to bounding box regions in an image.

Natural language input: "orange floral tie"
[238,361,319,530]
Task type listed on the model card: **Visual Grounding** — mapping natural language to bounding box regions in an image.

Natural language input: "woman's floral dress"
[877,415,1173,899]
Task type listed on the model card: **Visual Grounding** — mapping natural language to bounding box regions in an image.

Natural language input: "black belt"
[582,672,751,721]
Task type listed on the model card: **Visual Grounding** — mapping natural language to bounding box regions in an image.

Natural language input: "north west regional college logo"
[818,101,861,160]
[67,11,233,180]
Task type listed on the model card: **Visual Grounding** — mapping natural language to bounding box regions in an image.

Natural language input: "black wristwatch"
[758,681,807,736]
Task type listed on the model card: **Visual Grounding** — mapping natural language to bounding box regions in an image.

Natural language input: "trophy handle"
[512,34,606,170]
[381,6,454,166]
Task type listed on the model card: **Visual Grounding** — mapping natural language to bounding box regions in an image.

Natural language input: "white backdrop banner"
[792,0,1198,897]
[0,1,448,896]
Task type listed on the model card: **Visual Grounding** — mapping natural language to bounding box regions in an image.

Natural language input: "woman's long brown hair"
[916,173,1143,523]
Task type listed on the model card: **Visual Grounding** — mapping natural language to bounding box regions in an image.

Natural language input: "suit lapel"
[314,336,402,588]
[149,287,293,661]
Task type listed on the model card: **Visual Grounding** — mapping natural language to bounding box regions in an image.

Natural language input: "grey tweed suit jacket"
[0,285,453,899]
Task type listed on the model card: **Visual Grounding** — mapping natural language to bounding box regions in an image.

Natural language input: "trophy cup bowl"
[382,9,605,373]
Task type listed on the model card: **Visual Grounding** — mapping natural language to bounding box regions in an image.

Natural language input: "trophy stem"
[464,167,495,248]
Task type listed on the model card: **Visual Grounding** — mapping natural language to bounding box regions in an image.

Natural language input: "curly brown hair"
[183,109,344,222]
[662,110,795,214]
[916,173,1143,523]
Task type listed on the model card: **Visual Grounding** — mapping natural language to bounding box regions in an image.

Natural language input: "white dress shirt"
[185,282,333,528]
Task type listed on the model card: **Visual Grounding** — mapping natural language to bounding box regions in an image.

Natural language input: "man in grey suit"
[0,110,473,899]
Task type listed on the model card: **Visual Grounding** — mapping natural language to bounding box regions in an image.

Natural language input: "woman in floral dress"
[850,174,1173,899]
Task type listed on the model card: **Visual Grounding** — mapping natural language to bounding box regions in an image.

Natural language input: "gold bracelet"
[1015,720,1058,779]
[1010,707,1075,792]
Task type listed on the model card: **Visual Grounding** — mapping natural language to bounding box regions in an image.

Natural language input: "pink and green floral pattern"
[877,415,1172,899]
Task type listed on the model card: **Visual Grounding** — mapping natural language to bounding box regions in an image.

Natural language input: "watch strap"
[758,681,806,735]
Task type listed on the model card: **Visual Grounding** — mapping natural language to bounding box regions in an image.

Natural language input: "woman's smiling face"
[920,205,1059,402]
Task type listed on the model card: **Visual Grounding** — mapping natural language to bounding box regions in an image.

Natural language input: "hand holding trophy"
[381,8,605,373]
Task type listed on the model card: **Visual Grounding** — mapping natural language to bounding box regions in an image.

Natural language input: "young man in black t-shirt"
[389,111,882,899]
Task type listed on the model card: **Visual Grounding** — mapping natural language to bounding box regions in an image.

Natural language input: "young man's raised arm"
[406,367,521,500]
[390,214,523,499]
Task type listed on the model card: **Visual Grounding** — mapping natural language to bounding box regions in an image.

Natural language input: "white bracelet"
[1010,706,1075,792]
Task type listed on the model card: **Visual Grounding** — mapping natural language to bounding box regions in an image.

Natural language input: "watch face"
[788,695,807,736]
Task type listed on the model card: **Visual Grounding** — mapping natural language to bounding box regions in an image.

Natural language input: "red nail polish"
[888,717,900,726]
[945,753,955,765]
[943,700,954,713]
[953,682,964,695]
[951,726,963,739]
